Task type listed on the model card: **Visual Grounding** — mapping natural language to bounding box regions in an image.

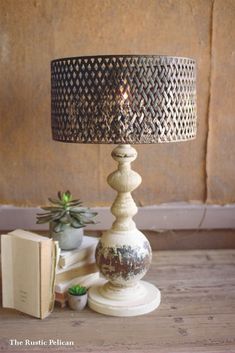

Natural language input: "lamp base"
[89,145,161,317]
[88,280,161,317]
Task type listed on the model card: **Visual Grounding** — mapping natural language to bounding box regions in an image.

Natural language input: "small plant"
[36,190,97,233]
[68,284,87,296]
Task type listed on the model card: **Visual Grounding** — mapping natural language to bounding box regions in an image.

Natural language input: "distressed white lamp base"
[89,144,161,317]
[88,280,161,317]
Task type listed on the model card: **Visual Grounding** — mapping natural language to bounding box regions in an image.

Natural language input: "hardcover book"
[55,257,98,283]
[55,272,101,294]
[1,229,58,319]
[58,235,98,269]
[55,272,101,308]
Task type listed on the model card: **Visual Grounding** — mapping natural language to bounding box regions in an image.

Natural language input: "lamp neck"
[107,144,142,231]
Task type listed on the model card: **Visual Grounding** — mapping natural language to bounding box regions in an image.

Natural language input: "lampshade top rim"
[51,54,195,64]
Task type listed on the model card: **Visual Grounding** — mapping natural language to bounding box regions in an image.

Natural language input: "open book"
[1,229,58,319]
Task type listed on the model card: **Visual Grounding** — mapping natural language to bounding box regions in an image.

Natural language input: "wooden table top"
[0,249,235,353]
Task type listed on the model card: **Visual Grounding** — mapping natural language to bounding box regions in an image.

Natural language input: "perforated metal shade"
[51,55,197,144]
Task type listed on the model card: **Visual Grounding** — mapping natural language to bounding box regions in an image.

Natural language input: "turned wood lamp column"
[89,144,160,315]
[51,55,197,316]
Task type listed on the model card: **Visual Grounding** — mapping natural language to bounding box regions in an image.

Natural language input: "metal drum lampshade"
[51,55,197,317]
[51,55,196,144]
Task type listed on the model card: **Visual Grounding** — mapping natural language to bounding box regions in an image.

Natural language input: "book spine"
[48,241,59,313]
[1,235,14,308]
[40,241,49,319]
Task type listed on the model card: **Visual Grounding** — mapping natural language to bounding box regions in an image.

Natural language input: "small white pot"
[68,293,88,311]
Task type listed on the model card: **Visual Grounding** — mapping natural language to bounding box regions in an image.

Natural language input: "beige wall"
[0,0,234,207]
[206,0,235,204]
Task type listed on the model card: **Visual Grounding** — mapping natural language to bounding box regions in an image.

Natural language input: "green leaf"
[36,212,52,217]
[72,223,84,229]
[53,222,66,233]
[65,190,71,198]
[68,284,87,296]
[40,206,64,212]
[70,210,97,225]
[82,211,98,218]
[67,200,83,206]
[70,207,88,213]
[51,212,65,221]
[36,215,54,224]
[69,212,82,221]
[62,190,72,204]
[70,217,84,228]
[48,198,64,206]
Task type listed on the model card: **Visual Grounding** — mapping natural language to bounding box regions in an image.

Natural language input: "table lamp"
[51,55,197,316]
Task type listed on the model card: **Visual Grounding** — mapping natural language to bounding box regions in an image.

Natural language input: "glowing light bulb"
[123,92,128,100]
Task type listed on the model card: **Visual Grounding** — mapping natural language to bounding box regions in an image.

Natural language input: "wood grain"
[0,249,235,353]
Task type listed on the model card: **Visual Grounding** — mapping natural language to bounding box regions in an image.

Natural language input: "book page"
[40,241,57,319]
[9,229,50,242]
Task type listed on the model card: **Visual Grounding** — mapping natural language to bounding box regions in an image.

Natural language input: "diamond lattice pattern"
[51,55,197,144]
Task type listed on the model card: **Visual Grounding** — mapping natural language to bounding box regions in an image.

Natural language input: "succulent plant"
[36,190,97,233]
[68,284,87,296]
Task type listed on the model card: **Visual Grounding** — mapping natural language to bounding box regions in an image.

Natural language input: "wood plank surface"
[0,249,235,353]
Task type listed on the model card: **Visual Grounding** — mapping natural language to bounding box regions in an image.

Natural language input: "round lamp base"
[88,280,161,317]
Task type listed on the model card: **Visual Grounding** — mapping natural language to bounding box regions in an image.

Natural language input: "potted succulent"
[67,284,88,311]
[36,191,97,250]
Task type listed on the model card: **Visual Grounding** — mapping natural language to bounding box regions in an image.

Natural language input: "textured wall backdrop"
[0,0,234,207]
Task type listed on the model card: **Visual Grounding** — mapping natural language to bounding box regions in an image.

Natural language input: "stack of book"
[55,235,100,307]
